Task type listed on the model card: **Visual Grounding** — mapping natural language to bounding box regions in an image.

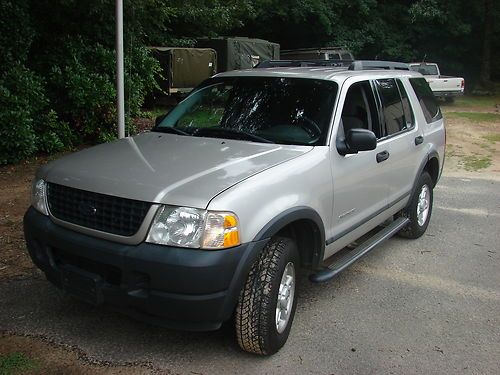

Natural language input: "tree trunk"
[479,0,492,86]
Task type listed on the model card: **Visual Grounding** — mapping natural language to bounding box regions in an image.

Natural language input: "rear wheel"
[398,171,433,239]
[235,237,299,355]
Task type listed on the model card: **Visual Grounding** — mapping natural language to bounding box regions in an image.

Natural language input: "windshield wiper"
[151,126,189,136]
[193,128,274,143]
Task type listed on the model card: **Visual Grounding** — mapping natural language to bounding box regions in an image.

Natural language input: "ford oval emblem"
[78,201,97,216]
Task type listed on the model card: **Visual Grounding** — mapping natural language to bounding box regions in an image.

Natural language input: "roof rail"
[348,60,409,71]
[255,59,409,71]
[254,59,353,69]
[281,47,347,53]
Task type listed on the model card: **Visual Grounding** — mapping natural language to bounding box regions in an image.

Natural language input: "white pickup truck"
[409,63,464,101]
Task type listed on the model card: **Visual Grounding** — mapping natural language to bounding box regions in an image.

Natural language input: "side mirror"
[155,114,167,127]
[337,129,377,155]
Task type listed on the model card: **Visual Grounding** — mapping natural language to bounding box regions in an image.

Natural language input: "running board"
[309,217,410,283]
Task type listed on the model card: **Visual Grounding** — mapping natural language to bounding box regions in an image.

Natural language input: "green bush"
[36,110,74,154]
[0,64,45,164]
[49,40,117,142]
[49,40,160,143]
[0,64,75,165]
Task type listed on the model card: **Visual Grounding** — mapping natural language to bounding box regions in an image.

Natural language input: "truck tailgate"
[427,77,463,93]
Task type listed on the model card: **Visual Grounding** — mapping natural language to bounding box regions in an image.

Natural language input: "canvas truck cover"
[197,37,280,72]
[150,47,217,94]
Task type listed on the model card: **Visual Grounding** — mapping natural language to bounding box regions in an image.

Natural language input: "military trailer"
[281,47,354,61]
[150,47,217,96]
[196,37,280,72]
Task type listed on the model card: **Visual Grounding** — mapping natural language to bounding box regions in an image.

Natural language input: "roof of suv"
[216,67,423,83]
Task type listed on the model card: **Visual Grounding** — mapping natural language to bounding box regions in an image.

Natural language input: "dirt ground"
[440,98,500,178]
[1,96,499,374]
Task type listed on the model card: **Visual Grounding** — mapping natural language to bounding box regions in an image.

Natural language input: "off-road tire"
[398,171,433,239]
[235,237,299,355]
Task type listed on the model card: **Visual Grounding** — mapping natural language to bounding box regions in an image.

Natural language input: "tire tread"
[235,237,290,355]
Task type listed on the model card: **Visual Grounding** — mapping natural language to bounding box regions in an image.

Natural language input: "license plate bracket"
[61,265,104,305]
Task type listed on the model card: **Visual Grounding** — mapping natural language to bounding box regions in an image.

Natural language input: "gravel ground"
[1,174,499,374]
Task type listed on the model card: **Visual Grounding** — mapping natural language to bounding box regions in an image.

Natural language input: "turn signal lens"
[202,212,240,249]
[223,228,240,248]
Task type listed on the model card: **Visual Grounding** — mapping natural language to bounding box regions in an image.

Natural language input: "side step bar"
[309,217,410,283]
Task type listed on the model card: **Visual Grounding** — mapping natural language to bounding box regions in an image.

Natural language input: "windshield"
[155,76,338,145]
[409,64,438,76]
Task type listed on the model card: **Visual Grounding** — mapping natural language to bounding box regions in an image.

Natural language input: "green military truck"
[196,37,280,71]
[150,47,217,96]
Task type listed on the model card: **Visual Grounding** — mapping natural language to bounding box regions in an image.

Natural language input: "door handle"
[376,150,390,163]
[415,136,424,145]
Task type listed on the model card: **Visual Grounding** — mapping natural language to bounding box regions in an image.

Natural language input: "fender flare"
[408,151,439,208]
[253,206,326,268]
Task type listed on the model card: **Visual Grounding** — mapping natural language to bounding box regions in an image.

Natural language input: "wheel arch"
[253,206,326,270]
[425,153,440,187]
[408,151,440,209]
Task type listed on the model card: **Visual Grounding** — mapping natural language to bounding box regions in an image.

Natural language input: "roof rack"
[254,59,352,69]
[254,59,409,71]
[348,60,409,71]
[281,47,347,53]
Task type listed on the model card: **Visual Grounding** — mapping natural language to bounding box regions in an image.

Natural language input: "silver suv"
[25,61,445,355]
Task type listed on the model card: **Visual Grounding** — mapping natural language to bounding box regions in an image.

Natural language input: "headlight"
[31,179,49,216]
[146,206,240,249]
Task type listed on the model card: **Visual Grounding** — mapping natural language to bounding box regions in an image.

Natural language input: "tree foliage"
[0,0,498,164]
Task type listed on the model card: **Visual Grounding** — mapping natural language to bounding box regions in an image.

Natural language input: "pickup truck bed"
[409,63,464,99]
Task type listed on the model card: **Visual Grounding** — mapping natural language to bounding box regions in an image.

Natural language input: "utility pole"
[116,0,125,139]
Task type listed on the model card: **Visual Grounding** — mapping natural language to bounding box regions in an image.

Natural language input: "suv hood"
[40,132,312,208]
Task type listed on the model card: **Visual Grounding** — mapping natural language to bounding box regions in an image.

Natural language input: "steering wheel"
[297,116,322,138]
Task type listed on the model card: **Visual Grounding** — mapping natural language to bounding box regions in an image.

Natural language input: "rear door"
[373,78,425,205]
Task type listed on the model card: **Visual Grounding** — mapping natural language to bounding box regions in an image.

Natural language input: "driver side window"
[338,81,381,139]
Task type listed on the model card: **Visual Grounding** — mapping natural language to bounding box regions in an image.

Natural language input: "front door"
[328,79,392,250]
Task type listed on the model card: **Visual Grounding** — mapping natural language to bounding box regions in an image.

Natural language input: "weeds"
[0,352,38,375]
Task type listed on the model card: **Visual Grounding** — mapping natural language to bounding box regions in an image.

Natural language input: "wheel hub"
[417,184,430,226]
[275,262,295,334]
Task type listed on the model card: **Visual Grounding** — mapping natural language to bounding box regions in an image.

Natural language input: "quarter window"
[396,79,415,129]
[409,78,442,123]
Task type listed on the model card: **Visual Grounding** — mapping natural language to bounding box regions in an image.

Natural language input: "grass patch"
[460,155,492,171]
[445,144,460,157]
[141,107,169,120]
[452,95,500,108]
[445,112,500,123]
[0,352,38,375]
[482,133,500,143]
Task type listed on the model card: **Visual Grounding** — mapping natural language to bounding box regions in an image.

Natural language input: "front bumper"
[24,207,267,331]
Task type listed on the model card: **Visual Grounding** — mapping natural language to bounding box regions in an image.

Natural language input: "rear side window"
[396,80,415,129]
[375,79,407,136]
[409,78,442,123]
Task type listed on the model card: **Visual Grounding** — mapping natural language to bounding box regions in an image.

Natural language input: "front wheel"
[235,237,299,355]
[398,171,433,239]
